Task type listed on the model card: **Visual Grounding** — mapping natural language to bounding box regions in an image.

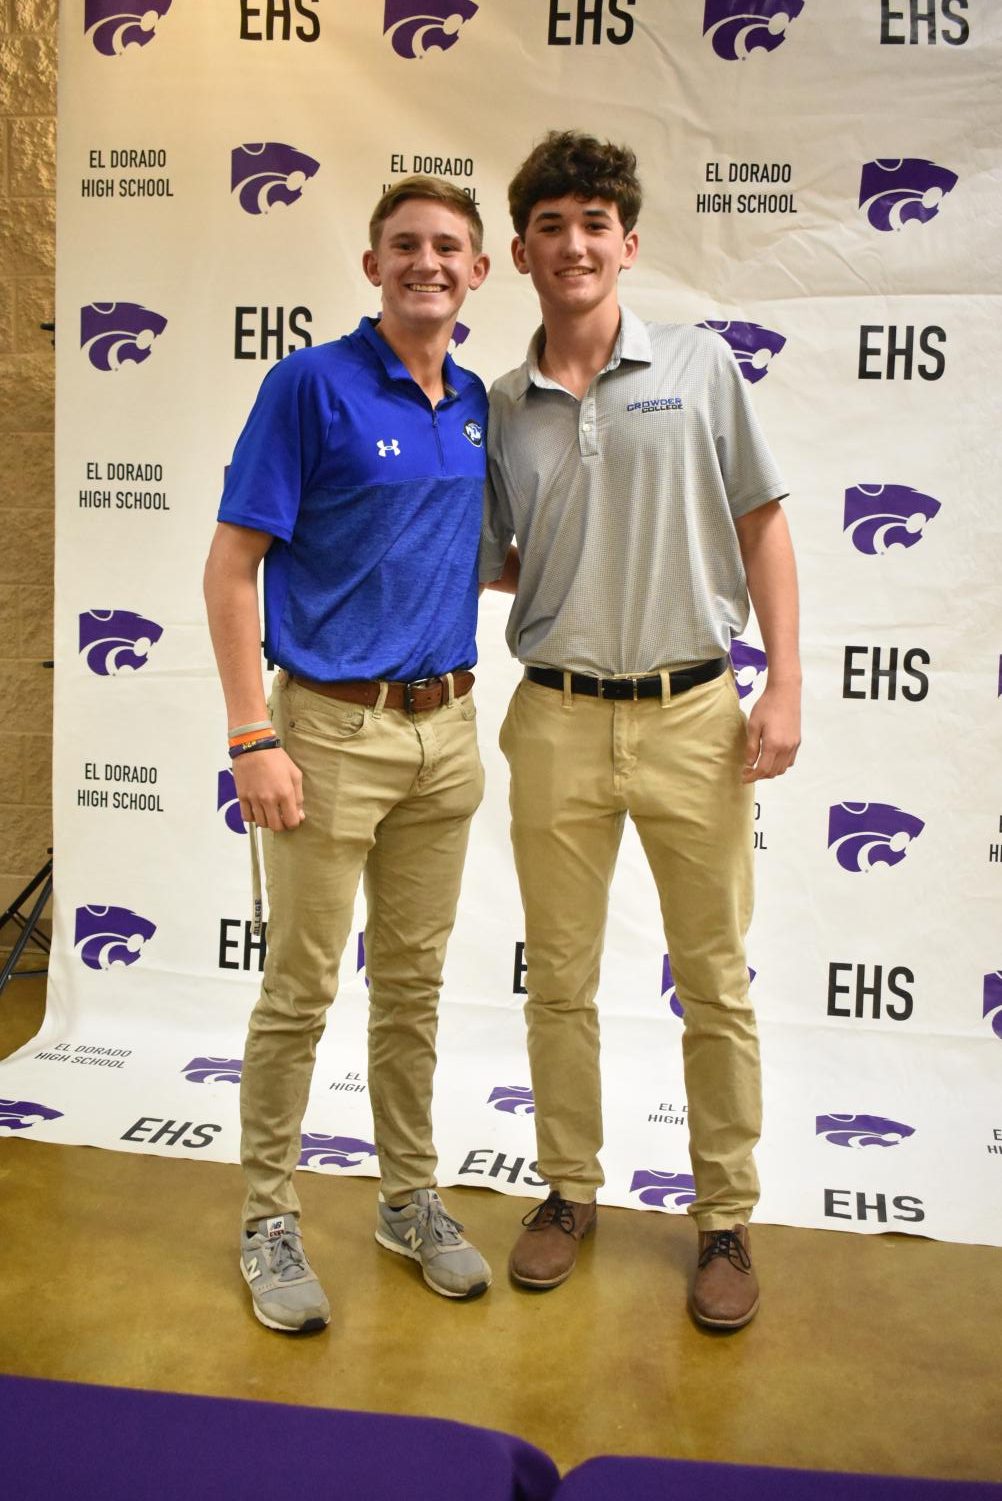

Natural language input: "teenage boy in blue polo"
[204,176,492,1333]
[481,132,801,1330]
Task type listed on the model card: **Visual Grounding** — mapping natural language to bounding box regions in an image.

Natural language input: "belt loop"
[659,669,672,708]
[562,670,573,709]
[444,670,455,707]
[374,680,389,718]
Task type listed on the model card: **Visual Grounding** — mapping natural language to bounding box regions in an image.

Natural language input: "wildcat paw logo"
[843,485,941,557]
[85,0,173,55]
[827,803,924,873]
[662,955,755,1018]
[730,639,768,700]
[79,609,163,676]
[384,1,478,58]
[983,973,1002,1041]
[0,1099,64,1134]
[488,1085,535,1116]
[231,143,320,216]
[217,770,246,835]
[698,320,786,383]
[74,905,157,970]
[815,1113,915,1149]
[630,1170,697,1209]
[702,1,805,61]
[299,1132,378,1169]
[859,159,958,233]
[81,303,167,371]
[182,1057,243,1085]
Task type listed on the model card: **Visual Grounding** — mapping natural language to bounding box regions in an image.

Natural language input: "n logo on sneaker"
[266,1217,286,1239]
[244,1256,263,1282]
[405,1226,423,1251]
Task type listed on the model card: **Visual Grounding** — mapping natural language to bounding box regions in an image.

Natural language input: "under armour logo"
[377,438,401,457]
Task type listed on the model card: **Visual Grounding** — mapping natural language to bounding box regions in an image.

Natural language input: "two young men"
[481,132,799,1331]
[205,133,799,1336]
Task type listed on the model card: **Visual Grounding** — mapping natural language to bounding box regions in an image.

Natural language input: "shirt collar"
[520,304,653,396]
[357,315,474,397]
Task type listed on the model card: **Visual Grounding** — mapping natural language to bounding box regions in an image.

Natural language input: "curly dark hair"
[507,130,642,238]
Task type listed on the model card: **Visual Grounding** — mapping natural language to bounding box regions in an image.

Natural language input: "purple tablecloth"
[0,1375,559,1501]
[558,1457,1002,1501]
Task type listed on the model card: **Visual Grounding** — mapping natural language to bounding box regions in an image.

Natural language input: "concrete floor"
[1,972,1000,1482]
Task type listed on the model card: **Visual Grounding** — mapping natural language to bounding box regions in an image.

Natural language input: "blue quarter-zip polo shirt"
[218,317,487,681]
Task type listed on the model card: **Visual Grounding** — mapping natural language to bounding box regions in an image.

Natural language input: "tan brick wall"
[0,0,56,956]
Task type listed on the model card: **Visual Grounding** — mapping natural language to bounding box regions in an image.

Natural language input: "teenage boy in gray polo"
[480,132,801,1330]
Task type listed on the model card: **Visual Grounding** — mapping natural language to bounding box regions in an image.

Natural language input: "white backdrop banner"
[3,0,1001,1247]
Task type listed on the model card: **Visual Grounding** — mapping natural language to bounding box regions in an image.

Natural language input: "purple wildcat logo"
[217,770,246,836]
[299,1133,378,1169]
[859,159,958,233]
[662,955,755,1018]
[85,0,172,55]
[730,639,768,700]
[698,320,786,383]
[843,485,940,556]
[182,1057,243,1085]
[79,609,163,676]
[81,303,167,371]
[703,1,805,61]
[827,803,924,873]
[0,1099,64,1133]
[74,905,157,970]
[815,1113,915,1148]
[231,143,320,216]
[630,1170,697,1210]
[383,1,478,58]
[983,973,1002,1041]
[488,1085,535,1116]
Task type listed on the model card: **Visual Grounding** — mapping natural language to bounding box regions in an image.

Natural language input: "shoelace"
[416,1196,466,1247]
[522,1192,577,1235]
[697,1230,751,1274]
[266,1231,309,1281]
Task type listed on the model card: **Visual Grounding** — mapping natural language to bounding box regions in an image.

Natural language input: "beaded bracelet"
[229,736,282,759]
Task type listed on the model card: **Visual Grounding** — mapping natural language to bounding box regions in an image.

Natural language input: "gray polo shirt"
[480,305,787,676]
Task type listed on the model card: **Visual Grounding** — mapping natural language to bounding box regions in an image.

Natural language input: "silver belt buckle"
[403,676,435,712]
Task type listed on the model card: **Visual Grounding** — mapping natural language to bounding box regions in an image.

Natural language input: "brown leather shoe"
[690,1225,759,1330]
[509,1192,597,1289]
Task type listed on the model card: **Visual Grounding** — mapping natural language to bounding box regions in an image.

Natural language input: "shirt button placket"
[580,396,599,457]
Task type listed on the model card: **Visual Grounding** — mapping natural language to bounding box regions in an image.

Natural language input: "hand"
[232,746,305,830]
[742,682,801,783]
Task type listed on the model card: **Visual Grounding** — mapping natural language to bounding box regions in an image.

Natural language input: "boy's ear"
[511,236,530,275]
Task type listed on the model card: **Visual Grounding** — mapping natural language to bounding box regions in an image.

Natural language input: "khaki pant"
[499,671,760,1231]
[240,673,484,1227]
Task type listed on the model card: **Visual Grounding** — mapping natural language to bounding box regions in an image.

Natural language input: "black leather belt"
[524,658,728,700]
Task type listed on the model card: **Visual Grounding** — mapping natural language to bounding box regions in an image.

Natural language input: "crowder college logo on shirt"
[626,396,684,414]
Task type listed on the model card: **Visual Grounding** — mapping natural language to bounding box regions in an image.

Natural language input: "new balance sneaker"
[240,1214,330,1333]
[375,1189,491,1299]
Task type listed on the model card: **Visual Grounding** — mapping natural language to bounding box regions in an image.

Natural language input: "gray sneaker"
[240,1214,330,1333]
[375,1189,491,1299]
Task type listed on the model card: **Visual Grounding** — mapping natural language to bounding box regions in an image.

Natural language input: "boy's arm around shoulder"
[734,499,801,784]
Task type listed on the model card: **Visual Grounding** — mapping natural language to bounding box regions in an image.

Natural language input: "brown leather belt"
[291,670,475,714]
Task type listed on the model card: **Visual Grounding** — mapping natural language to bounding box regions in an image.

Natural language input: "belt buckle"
[403,676,436,713]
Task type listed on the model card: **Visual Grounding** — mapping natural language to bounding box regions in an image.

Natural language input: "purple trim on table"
[558,1457,1002,1501]
[1,1376,558,1501]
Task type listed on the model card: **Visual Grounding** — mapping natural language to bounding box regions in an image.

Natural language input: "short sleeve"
[711,347,788,520]
[218,353,330,542]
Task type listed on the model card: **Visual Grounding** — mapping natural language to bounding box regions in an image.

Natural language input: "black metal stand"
[0,855,53,994]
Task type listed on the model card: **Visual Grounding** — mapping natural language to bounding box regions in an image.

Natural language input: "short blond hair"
[369,175,484,254]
